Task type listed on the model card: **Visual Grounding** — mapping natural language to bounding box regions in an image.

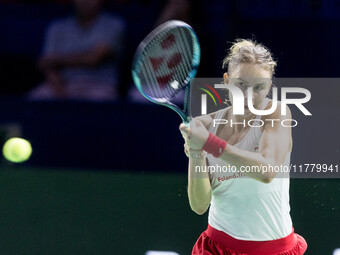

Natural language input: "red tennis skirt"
[192,225,307,255]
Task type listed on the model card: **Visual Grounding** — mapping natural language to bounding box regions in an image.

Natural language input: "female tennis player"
[179,39,308,255]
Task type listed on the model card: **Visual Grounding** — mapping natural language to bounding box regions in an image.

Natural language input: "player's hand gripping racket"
[131,20,200,125]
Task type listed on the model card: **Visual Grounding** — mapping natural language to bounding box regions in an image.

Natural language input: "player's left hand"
[179,119,209,151]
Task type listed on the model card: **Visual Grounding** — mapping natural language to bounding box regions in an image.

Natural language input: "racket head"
[131,20,200,123]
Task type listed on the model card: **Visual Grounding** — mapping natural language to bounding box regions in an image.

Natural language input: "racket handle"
[182,115,191,127]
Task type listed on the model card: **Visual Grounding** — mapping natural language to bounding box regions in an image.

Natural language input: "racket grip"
[182,115,191,128]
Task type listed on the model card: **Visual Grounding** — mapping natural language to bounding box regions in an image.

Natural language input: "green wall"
[0,166,339,255]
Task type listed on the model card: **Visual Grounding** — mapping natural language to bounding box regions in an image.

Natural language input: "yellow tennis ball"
[2,137,32,163]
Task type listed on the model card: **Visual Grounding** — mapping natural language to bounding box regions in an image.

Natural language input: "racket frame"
[131,20,201,124]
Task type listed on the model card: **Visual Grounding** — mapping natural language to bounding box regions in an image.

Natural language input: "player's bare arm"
[179,112,220,215]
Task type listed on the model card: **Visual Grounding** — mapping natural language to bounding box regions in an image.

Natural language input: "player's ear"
[223,73,229,84]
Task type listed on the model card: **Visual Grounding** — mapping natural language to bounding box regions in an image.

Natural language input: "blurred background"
[0,0,339,254]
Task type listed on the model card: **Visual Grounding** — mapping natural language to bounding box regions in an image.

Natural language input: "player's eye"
[237,82,246,87]
[255,85,263,90]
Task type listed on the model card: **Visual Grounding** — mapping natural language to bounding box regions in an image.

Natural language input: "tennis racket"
[131,20,200,124]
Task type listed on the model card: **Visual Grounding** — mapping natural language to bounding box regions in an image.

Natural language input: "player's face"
[225,64,272,111]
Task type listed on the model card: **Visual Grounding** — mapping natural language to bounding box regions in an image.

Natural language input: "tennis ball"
[2,137,32,163]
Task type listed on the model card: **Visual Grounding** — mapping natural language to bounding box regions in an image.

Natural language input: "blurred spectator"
[28,0,126,101]
[154,0,190,27]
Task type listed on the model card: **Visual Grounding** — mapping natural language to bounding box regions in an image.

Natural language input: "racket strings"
[136,27,197,101]
[142,37,183,98]
[142,30,174,99]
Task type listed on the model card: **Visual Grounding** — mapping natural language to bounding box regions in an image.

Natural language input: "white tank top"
[207,98,293,241]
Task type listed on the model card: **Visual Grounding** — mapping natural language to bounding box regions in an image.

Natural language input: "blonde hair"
[222,39,277,75]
